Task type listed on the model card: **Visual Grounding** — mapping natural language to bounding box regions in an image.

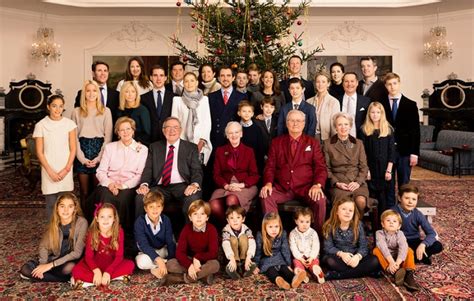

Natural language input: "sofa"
[418,129,474,175]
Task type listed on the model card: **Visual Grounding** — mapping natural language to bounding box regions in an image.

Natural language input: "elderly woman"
[323,112,369,215]
[93,117,148,230]
[209,121,260,225]
[306,72,341,142]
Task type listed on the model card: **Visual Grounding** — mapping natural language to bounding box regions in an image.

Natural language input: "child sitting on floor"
[254,212,307,290]
[392,183,443,265]
[222,205,257,279]
[289,207,325,284]
[71,203,135,289]
[166,200,220,285]
[134,191,176,285]
[373,209,420,291]
[20,193,88,282]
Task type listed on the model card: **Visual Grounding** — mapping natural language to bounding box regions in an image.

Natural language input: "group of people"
[22,55,443,291]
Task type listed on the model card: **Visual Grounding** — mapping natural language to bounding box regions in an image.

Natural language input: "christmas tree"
[171,0,323,77]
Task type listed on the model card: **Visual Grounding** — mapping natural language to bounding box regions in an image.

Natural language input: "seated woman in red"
[209,121,260,226]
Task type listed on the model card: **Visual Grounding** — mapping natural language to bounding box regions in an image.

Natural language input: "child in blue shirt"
[392,183,443,265]
[134,191,176,285]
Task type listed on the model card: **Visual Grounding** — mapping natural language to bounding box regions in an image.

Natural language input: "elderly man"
[260,110,328,233]
[135,117,203,221]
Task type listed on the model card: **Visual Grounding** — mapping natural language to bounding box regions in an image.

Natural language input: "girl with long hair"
[321,197,380,280]
[20,193,88,282]
[116,56,152,95]
[254,212,306,290]
[71,203,135,288]
[361,102,395,213]
[72,80,113,213]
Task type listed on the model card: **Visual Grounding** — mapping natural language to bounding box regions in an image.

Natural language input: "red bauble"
[176,1,181,7]
[182,55,188,62]
[264,35,272,43]
[199,37,204,43]
[216,48,223,55]
[191,23,196,29]
[297,20,302,25]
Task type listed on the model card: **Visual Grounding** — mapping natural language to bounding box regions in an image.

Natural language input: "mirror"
[19,85,44,110]
[441,85,465,109]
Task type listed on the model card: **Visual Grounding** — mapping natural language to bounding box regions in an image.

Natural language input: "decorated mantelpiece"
[421,73,474,137]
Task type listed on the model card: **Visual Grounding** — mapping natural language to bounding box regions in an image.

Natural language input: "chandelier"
[423,12,453,65]
[31,27,61,67]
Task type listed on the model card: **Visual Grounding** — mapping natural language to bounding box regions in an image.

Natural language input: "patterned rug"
[0,167,472,299]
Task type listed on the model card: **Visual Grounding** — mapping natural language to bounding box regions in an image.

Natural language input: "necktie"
[392,98,399,120]
[347,96,354,113]
[175,84,183,96]
[161,145,174,186]
[223,90,229,105]
[266,118,271,132]
[293,103,299,110]
[291,139,298,158]
[156,90,162,117]
[99,87,105,105]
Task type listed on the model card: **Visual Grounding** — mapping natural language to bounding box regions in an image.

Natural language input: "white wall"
[1,7,473,119]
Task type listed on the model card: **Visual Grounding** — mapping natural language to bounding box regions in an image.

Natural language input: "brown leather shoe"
[394,268,406,286]
[291,270,307,288]
[404,270,421,291]
[275,276,291,290]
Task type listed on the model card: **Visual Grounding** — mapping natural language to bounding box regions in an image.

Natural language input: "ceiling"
[0,0,472,16]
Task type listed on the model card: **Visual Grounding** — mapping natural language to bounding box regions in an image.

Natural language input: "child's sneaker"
[394,268,406,286]
[19,273,31,281]
[312,265,325,284]
[291,270,307,288]
[275,276,291,290]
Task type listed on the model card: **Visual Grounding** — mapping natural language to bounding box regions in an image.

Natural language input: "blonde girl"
[71,203,134,288]
[254,212,306,290]
[20,193,88,282]
[321,197,380,280]
[72,80,113,213]
[117,81,151,145]
[360,101,395,213]
[33,95,77,219]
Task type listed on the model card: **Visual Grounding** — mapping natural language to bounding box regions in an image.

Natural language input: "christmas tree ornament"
[176,1,181,7]
[191,23,196,28]
[182,55,189,62]
[297,20,302,25]
[264,35,272,43]
[231,63,238,69]
[216,48,223,55]
[298,40,303,46]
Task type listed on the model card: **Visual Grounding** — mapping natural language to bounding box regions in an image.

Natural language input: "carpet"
[0,168,472,299]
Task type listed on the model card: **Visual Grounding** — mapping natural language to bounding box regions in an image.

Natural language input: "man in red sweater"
[166,200,220,284]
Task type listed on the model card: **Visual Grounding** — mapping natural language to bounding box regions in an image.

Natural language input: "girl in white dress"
[33,95,77,219]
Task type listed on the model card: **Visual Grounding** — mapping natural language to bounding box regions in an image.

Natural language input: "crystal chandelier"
[31,27,61,67]
[423,12,453,65]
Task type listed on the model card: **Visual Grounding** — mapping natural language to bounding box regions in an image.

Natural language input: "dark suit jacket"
[263,134,327,197]
[279,77,316,103]
[165,82,183,96]
[357,78,388,103]
[277,101,316,136]
[140,139,203,187]
[337,94,371,138]
[208,89,247,148]
[256,116,277,140]
[381,95,420,156]
[141,89,174,142]
[74,88,120,122]
[213,143,260,188]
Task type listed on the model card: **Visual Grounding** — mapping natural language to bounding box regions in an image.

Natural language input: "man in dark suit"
[135,117,203,221]
[141,65,174,143]
[357,57,388,103]
[279,55,316,103]
[337,72,371,138]
[208,66,247,149]
[382,73,420,207]
[260,110,328,233]
[165,61,185,96]
[277,78,316,136]
[74,61,119,122]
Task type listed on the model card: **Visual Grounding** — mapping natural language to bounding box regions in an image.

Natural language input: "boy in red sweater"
[167,200,220,284]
